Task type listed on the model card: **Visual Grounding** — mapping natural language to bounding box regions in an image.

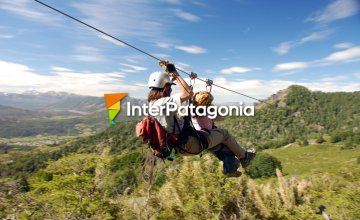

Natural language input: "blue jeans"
[212,144,239,174]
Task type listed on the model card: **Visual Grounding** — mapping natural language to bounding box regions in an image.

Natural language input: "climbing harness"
[33,0,267,104]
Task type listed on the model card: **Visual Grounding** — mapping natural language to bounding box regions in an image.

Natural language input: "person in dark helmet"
[147,61,256,174]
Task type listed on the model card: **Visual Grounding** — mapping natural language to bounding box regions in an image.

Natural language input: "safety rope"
[33,0,266,103]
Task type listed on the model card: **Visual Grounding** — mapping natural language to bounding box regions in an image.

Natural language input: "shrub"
[341,138,356,150]
[245,153,282,178]
[18,176,30,192]
[330,130,353,143]
[316,135,325,144]
[37,170,53,181]
[106,168,138,196]
[330,134,342,143]
[300,137,309,146]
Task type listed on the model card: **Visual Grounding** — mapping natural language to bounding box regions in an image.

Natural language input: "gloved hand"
[159,61,179,81]
[166,63,177,73]
[159,61,178,73]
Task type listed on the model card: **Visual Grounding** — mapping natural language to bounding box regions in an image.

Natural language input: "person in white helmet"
[147,61,255,169]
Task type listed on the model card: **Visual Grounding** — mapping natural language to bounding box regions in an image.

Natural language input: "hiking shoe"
[240,149,256,168]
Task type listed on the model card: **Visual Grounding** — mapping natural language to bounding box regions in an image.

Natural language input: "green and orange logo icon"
[104,93,128,125]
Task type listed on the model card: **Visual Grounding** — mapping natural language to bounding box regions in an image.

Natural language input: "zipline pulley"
[205,78,213,93]
[189,72,197,87]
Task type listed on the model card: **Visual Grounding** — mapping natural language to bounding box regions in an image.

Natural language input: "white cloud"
[184,76,359,103]
[172,8,201,22]
[220,66,253,74]
[192,1,207,7]
[51,66,73,72]
[99,34,125,47]
[273,62,309,72]
[72,0,167,41]
[72,55,105,62]
[273,29,334,55]
[156,42,173,49]
[72,45,106,62]
[300,29,334,43]
[151,53,171,59]
[175,62,191,69]
[204,69,214,74]
[273,46,360,71]
[0,60,147,97]
[334,42,354,49]
[0,0,61,24]
[272,42,293,55]
[1,60,358,102]
[322,46,360,63]
[306,0,359,24]
[163,0,181,4]
[175,45,207,54]
[320,75,348,82]
[120,63,147,72]
[0,34,13,39]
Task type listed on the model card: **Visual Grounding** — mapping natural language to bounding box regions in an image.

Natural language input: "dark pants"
[212,144,239,174]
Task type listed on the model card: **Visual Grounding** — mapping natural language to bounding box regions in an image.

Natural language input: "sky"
[0,0,359,102]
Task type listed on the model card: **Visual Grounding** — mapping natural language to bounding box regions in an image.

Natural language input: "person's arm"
[173,74,193,102]
[161,61,193,103]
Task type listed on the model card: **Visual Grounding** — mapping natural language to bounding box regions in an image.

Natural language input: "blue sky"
[0,0,359,102]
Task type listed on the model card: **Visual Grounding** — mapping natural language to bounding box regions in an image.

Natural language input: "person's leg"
[215,147,240,173]
[206,128,246,159]
[181,136,203,155]
[181,130,255,169]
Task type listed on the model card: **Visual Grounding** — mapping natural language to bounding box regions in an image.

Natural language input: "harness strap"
[167,115,209,155]
[173,115,180,134]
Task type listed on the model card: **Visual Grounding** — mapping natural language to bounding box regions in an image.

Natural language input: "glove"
[159,61,178,73]
[166,63,177,73]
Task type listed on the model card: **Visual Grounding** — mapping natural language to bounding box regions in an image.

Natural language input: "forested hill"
[220,85,360,149]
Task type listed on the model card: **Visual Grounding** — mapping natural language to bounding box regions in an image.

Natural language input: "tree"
[316,135,325,144]
[245,153,282,178]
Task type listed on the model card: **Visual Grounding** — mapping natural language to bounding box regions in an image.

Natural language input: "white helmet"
[148,71,175,89]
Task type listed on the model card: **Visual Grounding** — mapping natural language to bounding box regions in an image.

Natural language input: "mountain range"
[0,91,145,138]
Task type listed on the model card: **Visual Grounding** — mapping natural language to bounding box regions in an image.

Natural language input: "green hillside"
[0,85,359,219]
[220,85,360,149]
[266,144,360,176]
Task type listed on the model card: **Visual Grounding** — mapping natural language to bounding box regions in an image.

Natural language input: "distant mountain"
[0,91,146,138]
[0,91,104,113]
[0,105,49,120]
[0,91,146,114]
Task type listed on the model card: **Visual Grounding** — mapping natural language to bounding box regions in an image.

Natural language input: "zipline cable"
[33,0,265,103]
